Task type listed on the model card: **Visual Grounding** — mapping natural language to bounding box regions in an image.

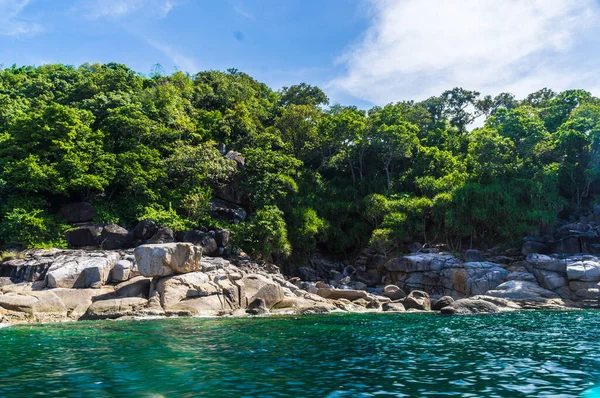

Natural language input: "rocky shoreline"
[1,241,597,325]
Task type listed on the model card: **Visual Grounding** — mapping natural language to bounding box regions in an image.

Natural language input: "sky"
[2,0,600,109]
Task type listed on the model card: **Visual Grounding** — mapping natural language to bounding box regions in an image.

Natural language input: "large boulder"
[135,243,203,277]
[133,219,159,241]
[566,256,600,282]
[485,280,560,300]
[403,290,431,310]
[66,225,102,247]
[242,274,284,309]
[440,298,500,315]
[100,224,132,250]
[45,252,120,288]
[156,272,218,308]
[526,254,567,273]
[59,202,96,223]
[146,228,175,244]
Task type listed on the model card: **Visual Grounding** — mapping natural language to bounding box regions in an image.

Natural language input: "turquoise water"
[2,311,600,397]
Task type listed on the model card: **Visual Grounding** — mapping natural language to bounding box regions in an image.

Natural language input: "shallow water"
[2,311,600,397]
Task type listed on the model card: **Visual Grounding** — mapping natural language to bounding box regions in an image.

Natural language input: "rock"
[0,291,68,322]
[156,272,216,308]
[526,254,567,273]
[403,290,431,310]
[59,202,97,223]
[382,302,405,312]
[146,228,175,244]
[181,231,218,256]
[45,252,120,288]
[566,256,600,282]
[66,225,102,247]
[530,268,568,291]
[214,229,230,248]
[521,241,549,256]
[83,297,148,320]
[298,305,332,315]
[470,295,521,311]
[133,219,159,241]
[246,298,268,315]
[135,243,203,277]
[114,276,151,298]
[353,281,368,291]
[100,224,132,250]
[440,298,500,315]
[210,199,247,224]
[590,244,600,255]
[385,254,460,273]
[111,260,132,282]
[242,274,284,309]
[486,280,560,300]
[432,295,454,310]
[464,249,483,262]
[383,285,406,300]
[316,288,369,301]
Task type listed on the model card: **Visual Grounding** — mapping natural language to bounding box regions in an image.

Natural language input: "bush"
[0,207,70,248]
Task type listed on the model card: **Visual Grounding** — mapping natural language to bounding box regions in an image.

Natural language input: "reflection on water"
[2,311,600,397]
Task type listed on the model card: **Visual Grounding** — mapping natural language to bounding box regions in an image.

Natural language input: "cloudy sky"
[2,0,600,107]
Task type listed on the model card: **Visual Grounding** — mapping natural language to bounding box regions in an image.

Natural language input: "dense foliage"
[1,64,600,260]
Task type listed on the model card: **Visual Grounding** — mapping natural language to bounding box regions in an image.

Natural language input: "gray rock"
[593,204,600,225]
[111,260,132,282]
[566,256,600,281]
[526,254,567,273]
[440,298,500,315]
[486,280,559,300]
[135,243,203,277]
[246,298,268,315]
[45,252,120,288]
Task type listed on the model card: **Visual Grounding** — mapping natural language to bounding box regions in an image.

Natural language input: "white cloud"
[145,38,199,73]
[233,5,254,20]
[80,0,177,19]
[331,0,600,104]
[0,0,43,36]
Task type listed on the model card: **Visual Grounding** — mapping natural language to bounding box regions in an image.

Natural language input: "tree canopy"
[1,63,599,260]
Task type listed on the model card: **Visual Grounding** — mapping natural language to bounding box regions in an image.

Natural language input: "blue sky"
[2,0,600,108]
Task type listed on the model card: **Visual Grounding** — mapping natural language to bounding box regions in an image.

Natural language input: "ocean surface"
[2,311,600,397]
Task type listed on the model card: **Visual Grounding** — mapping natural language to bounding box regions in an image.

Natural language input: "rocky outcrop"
[384,254,508,298]
[403,290,430,310]
[45,252,120,288]
[440,298,500,315]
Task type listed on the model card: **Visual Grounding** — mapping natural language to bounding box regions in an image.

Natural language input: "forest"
[0,63,599,261]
